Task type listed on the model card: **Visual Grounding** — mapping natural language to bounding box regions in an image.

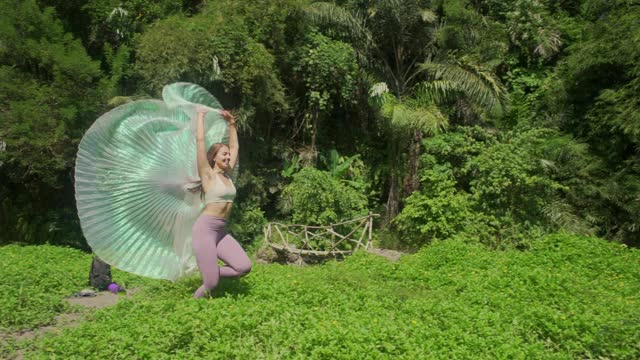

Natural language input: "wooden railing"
[264,213,379,258]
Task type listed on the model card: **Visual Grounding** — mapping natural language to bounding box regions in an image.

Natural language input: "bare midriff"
[203,202,233,219]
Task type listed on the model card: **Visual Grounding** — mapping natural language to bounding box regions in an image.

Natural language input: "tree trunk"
[385,172,400,225]
[403,129,423,196]
[310,112,318,164]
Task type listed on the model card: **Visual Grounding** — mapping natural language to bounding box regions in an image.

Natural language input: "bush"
[279,167,368,225]
[394,164,477,246]
[134,12,287,113]
[395,126,571,248]
[228,201,268,246]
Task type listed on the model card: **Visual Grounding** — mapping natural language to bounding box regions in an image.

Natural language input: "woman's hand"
[220,110,235,125]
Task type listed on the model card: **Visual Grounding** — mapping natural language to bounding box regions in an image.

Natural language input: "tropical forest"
[1,0,639,358]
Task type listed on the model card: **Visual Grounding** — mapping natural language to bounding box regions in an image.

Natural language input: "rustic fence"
[263,213,379,263]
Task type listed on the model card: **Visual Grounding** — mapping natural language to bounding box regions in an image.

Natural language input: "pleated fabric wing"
[75,83,228,280]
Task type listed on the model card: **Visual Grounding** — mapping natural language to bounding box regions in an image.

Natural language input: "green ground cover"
[1,235,638,359]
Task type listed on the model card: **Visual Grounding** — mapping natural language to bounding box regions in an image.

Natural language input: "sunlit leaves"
[375,92,448,136]
[279,167,367,226]
[4,236,639,358]
[135,14,287,113]
[293,32,359,112]
[420,59,509,117]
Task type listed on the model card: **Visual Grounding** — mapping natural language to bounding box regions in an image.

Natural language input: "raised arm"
[221,110,239,171]
[195,109,211,178]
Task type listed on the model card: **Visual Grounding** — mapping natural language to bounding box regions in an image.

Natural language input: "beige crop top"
[204,173,236,204]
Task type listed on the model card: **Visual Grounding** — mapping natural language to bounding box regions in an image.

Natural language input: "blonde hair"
[188,143,228,198]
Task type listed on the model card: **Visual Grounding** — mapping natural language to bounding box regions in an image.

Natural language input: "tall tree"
[306,0,507,222]
[0,0,107,245]
[544,3,640,244]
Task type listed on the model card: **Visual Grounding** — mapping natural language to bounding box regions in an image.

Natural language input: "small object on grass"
[89,256,112,290]
[107,282,125,294]
[72,289,97,298]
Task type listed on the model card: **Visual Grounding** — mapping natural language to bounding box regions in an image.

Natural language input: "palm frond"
[542,196,597,236]
[534,28,562,59]
[414,79,459,105]
[305,2,372,48]
[539,158,558,173]
[378,93,448,135]
[420,60,508,116]
[420,9,437,23]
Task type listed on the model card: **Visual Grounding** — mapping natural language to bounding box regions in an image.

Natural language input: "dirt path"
[367,247,404,261]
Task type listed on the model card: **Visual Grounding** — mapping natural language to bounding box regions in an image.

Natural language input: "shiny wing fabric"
[75,83,229,280]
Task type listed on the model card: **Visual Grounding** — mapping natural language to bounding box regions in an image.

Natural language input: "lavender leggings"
[192,214,252,298]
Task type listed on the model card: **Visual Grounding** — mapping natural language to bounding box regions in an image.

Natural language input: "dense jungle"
[1,1,639,358]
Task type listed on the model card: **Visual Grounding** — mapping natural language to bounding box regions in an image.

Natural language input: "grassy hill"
[1,234,638,359]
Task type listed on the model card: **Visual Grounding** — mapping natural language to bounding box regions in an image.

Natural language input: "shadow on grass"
[178,276,252,300]
[211,278,251,299]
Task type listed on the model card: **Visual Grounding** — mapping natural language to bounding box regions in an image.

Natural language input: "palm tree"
[306,0,508,223]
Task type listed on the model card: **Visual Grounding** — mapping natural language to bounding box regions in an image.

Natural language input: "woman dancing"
[76,83,246,283]
[191,108,251,298]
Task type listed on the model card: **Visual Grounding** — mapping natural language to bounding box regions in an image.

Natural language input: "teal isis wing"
[75,83,230,280]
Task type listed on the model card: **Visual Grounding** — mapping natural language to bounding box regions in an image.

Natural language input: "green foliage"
[0,0,105,184]
[1,0,639,260]
[419,56,509,118]
[467,129,563,219]
[293,31,359,112]
[228,201,268,246]
[3,235,639,358]
[135,13,287,113]
[0,245,151,332]
[0,69,74,187]
[289,30,359,151]
[318,149,366,188]
[538,4,640,244]
[0,245,88,332]
[562,6,640,148]
[394,164,479,245]
[579,0,637,20]
[506,0,562,61]
[281,154,302,179]
[0,0,108,246]
[395,126,582,248]
[279,167,368,225]
[0,0,105,137]
[436,0,510,67]
[205,0,307,54]
[372,90,448,136]
[82,0,183,47]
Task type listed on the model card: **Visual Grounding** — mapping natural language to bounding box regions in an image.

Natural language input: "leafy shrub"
[135,12,287,113]
[395,126,573,248]
[279,167,368,225]
[228,201,267,246]
[292,31,358,112]
[394,164,477,246]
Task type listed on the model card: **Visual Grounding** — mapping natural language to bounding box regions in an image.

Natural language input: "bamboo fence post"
[275,225,287,247]
[330,223,335,248]
[304,227,310,249]
[368,212,373,249]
